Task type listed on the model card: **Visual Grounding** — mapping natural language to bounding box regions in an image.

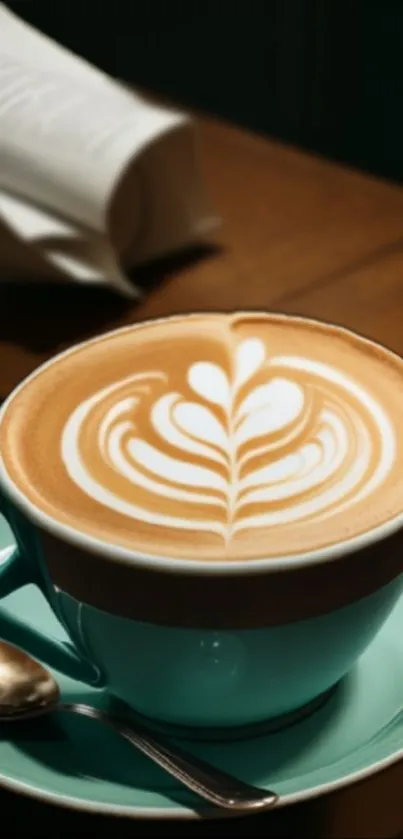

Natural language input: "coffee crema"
[2,313,403,561]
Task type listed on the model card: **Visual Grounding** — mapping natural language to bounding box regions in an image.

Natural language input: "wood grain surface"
[1,115,403,837]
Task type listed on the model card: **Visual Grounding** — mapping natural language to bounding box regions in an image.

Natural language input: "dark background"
[8,0,403,183]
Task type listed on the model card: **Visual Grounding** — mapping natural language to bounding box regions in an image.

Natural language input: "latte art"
[3,312,403,561]
[61,334,395,551]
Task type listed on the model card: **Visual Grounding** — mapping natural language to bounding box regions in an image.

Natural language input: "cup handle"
[0,495,98,685]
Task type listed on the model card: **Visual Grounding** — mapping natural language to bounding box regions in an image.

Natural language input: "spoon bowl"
[0,640,60,718]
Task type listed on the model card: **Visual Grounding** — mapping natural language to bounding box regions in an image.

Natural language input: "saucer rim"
[0,743,401,820]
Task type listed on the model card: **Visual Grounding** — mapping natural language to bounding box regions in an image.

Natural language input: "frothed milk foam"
[2,312,403,561]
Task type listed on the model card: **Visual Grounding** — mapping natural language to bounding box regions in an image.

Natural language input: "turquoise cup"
[0,318,403,731]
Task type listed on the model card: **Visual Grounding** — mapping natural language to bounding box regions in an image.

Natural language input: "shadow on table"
[0,242,220,355]
[133,243,221,294]
[0,283,128,355]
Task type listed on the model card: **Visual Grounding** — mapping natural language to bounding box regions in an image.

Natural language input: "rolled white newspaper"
[0,5,217,296]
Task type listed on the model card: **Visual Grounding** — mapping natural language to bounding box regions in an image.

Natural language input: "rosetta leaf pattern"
[62,338,394,548]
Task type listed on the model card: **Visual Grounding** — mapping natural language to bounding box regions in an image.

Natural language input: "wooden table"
[1,116,403,837]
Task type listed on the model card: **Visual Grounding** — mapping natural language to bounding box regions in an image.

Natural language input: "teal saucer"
[0,517,403,820]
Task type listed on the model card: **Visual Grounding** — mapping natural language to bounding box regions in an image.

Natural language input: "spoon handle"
[59,702,278,813]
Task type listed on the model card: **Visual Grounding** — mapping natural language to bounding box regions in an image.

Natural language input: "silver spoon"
[0,640,278,813]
